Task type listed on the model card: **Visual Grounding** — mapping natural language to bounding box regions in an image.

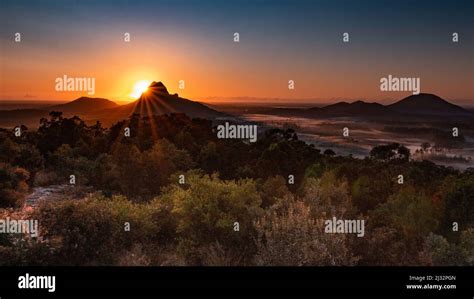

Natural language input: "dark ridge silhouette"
[264,94,473,119]
[0,91,471,128]
[0,82,226,127]
[148,81,169,94]
[48,97,119,113]
[315,100,393,116]
[388,93,472,116]
[106,81,225,121]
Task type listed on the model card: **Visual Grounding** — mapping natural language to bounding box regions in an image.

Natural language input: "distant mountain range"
[0,91,471,128]
[263,93,473,120]
[387,94,471,116]
[49,97,119,113]
[99,82,224,123]
[311,100,392,117]
[0,82,225,128]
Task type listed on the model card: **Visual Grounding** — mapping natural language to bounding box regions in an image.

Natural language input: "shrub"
[112,139,194,200]
[33,195,158,265]
[158,170,263,265]
[439,176,474,239]
[0,163,30,208]
[300,171,355,219]
[254,200,358,266]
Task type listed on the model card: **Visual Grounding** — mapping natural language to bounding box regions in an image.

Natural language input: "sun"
[130,80,151,98]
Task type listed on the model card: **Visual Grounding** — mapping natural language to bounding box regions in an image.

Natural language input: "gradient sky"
[0,0,473,103]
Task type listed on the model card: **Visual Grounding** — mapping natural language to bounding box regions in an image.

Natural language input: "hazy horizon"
[1,94,474,109]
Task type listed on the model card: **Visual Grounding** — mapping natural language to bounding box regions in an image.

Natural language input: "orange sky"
[2,40,472,104]
[1,1,473,105]
[3,41,472,105]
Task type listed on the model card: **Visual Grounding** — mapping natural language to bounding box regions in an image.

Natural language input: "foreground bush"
[424,229,474,266]
[254,200,358,266]
[158,170,263,265]
[32,195,158,265]
[0,163,30,208]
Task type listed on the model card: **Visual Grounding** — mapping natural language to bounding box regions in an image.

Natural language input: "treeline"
[0,112,472,266]
[383,125,466,148]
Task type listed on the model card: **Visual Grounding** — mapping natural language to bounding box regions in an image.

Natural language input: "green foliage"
[305,162,326,179]
[356,226,418,265]
[259,175,292,207]
[49,144,96,185]
[459,228,474,265]
[0,163,29,208]
[371,186,438,237]
[254,199,358,265]
[424,229,474,266]
[16,143,44,174]
[0,112,471,266]
[351,175,392,213]
[301,171,355,219]
[0,136,43,175]
[370,143,410,162]
[405,160,452,191]
[37,112,105,156]
[438,175,474,239]
[351,176,372,211]
[34,198,122,265]
[252,128,320,188]
[358,186,440,265]
[112,139,194,200]
[32,195,158,265]
[0,137,21,164]
[0,234,53,266]
[253,174,359,266]
[158,171,263,265]
[196,141,219,173]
